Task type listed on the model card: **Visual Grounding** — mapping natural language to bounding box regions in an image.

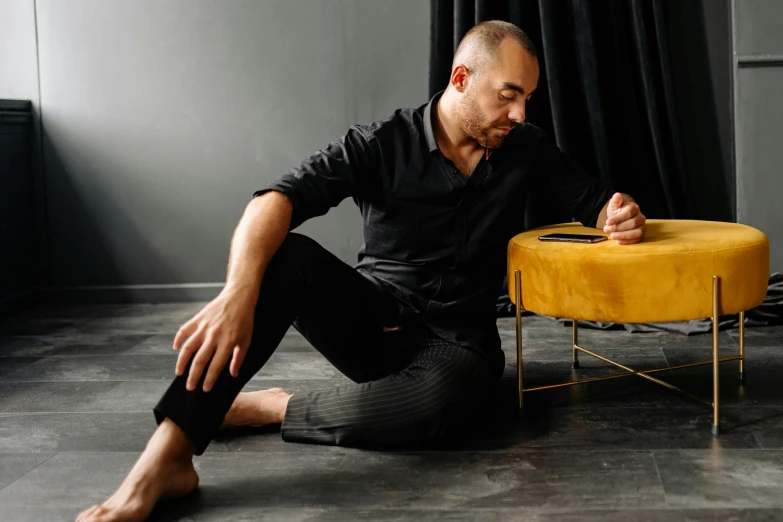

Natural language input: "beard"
[453,88,512,149]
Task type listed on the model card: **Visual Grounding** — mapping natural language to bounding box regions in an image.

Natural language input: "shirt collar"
[423,90,445,155]
[422,89,494,160]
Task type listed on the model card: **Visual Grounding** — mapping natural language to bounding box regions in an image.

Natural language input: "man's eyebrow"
[501,82,536,96]
[501,82,525,94]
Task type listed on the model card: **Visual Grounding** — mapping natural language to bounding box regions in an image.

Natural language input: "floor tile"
[654,450,783,508]
[320,451,665,509]
[0,352,339,382]
[0,381,170,413]
[0,412,228,453]
[0,304,781,520]
[0,451,343,508]
[148,507,537,522]
[0,452,54,489]
[537,508,783,521]
[734,409,783,449]
[0,334,153,357]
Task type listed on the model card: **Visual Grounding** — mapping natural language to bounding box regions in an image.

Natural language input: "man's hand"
[602,192,646,245]
[172,286,257,392]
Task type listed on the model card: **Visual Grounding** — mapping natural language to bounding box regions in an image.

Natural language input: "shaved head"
[440,21,540,150]
[452,21,537,79]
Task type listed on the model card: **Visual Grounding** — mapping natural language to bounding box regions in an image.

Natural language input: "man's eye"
[500,94,513,102]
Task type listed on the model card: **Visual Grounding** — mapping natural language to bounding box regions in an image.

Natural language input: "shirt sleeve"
[252,125,379,230]
[531,131,614,229]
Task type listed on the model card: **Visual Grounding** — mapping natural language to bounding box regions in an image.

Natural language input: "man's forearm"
[224,191,293,298]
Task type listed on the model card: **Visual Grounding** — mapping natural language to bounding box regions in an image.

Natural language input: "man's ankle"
[152,418,197,457]
[277,394,292,424]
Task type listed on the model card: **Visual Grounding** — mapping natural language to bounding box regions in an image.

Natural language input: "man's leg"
[152,232,410,454]
[281,329,498,446]
[76,233,404,522]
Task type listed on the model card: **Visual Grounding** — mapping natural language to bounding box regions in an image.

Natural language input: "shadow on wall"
[40,125,184,304]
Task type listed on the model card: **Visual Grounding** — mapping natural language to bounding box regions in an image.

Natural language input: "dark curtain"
[429,0,693,226]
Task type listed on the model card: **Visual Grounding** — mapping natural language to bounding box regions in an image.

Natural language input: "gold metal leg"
[515,270,524,411]
[739,310,746,383]
[509,269,734,430]
[712,275,720,437]
[572,320,580,369]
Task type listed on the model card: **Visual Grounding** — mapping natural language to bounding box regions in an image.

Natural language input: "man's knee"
[263,232,329,288]
[267,232,318,270]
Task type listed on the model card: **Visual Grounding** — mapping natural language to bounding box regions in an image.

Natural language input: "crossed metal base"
[513,270,746,436]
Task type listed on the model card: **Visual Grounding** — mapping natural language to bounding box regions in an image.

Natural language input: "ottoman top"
[507,219,769,322]
[508,220,767,257]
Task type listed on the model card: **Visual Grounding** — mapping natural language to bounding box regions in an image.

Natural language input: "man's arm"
[530,131,613,229]
[529,130,645,244]
[172,191,293,392]
[224,190,293,300]
[254,125,380,230]
[173,125,379,392]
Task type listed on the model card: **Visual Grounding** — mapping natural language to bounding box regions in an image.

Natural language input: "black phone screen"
[537,233,608,243]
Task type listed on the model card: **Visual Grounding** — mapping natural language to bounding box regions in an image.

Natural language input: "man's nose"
[509,102,526,124]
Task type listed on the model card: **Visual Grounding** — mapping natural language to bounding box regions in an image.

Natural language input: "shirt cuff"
[251,179,303,230]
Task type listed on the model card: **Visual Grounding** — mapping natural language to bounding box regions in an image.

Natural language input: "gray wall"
[6,0,768,300]
[25,0,428,301]
[0,0,39,102]
[733,0,783,272]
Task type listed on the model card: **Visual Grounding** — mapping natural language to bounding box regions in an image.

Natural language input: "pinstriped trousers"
[153,233,499,455]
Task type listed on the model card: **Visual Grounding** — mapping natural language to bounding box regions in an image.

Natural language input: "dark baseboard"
[0,289,41,317]
[43,283,225,304]
[0,284,225,318]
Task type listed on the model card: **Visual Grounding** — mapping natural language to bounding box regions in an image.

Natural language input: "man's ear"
[450,64,470,93]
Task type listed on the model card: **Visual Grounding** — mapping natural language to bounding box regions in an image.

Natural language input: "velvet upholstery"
[507,220,769,323]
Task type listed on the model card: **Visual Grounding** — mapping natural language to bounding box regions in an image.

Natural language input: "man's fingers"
[173,320,198,351]
[607,192,624,212]
[202,344,233,392]
[175,327,205,376]
[187,335,217,391]
[605,202,639,227]
[610,226,644,242]
[609,213,646,232]
[229,345,246,378]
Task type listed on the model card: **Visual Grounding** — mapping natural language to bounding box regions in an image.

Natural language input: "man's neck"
[432,89,484,160]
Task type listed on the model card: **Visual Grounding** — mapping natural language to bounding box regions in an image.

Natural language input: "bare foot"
[75,418,199,522]
[220,387,292,429]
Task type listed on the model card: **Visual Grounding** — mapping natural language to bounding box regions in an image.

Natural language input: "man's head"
[447,21,539,149]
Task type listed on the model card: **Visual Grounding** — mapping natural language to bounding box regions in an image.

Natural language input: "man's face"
[454,39,540,149]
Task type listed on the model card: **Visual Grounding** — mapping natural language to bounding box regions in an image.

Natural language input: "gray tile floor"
[1,303,782,521]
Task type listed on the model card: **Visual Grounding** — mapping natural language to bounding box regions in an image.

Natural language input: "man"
[77,20,645,522]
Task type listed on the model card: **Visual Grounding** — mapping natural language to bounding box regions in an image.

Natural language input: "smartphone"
[538,233,608,243]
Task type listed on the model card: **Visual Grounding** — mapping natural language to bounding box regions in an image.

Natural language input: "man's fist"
[603,193,646,245]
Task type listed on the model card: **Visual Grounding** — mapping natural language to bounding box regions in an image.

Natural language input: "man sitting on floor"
[77,20,646,522]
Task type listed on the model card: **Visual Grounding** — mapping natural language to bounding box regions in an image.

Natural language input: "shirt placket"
[455,195,468,265]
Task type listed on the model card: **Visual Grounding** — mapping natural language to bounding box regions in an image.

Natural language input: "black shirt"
[253,90,612,372]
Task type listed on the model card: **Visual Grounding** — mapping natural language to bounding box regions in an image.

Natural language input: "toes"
[76,505,100,522]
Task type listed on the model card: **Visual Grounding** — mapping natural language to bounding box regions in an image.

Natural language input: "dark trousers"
[153,233,499,455]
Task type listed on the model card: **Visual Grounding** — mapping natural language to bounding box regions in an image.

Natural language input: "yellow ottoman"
[507,219,769,435]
